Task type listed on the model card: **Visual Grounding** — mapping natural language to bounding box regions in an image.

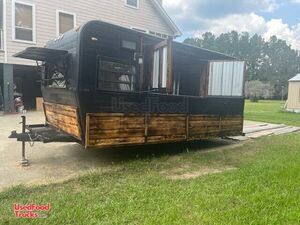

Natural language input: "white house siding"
[287,82,300,110]
[3,0,174,66]
[0,52,4,62]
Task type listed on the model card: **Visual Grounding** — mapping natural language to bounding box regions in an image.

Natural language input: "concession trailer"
[10,20,245,156]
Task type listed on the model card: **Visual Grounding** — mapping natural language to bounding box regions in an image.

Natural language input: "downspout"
[3,0,7,63]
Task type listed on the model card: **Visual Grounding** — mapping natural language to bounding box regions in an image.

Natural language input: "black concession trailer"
[11,20,245,151]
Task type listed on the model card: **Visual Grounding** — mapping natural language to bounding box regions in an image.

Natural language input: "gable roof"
[150,0,182,37]
[289,74,300,82]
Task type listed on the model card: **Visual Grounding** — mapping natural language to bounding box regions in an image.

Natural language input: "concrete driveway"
[1,112,241,191]
[0,112,132,191]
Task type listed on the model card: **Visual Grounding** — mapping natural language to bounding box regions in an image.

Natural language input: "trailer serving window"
[44,61,67,89]
[151,39,172,93]
[13,47,70,89]
[152,47,168,89]
[98,59,136,92]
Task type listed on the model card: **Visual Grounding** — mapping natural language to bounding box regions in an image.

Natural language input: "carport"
[0,63,41,113]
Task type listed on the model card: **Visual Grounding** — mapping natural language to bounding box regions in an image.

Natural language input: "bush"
[245,80,275,102]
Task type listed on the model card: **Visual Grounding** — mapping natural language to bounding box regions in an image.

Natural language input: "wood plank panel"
[189,115,220,138]
[147,135,186,143]
[189,115,219,121]
[189,115,243,139]
[44,103,77,118]
[86,113,244,148]
[220,115,243,135]
[86,113,146,148]
[89,117,145,130]
[89,137,146,146]
[148,115,187,140]
[89,129,145,139]
[44,102,81,140]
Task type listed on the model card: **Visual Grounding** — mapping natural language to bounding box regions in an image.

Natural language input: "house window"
[57,11,76,36]
[125,0,139,9]
[0,0,3,49]
[13,1,35,43]
[98,59,136,92]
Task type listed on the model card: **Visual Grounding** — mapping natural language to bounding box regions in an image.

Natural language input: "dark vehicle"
[11,20,245,149]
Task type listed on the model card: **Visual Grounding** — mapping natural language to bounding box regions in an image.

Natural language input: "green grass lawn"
[1,134,300,225]
[245,100,300,126]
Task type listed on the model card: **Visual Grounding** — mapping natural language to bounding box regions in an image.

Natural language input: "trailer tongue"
[9,115,79,166]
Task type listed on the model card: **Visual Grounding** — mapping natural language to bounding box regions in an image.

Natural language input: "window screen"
[98,60,136,92]
[44,62,67,89]
[58,12,75,35]
[126,0,139,8]
[15,3,34,41]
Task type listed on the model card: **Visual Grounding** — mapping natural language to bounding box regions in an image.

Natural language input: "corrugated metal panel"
[208,61,245,97]
[162,46,168,88]
[209,62,223,96]
[232,61,245,96]
[222,62,234,96]
[152,50,159,88]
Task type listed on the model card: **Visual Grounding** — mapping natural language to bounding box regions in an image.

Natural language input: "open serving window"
[169,42,245,98]
[151,39,173,94]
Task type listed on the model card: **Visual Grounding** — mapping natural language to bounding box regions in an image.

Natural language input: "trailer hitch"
[9,115,78,167]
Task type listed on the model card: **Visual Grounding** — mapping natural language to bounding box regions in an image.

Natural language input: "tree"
[245,80,264,102]
[261,82,275,100]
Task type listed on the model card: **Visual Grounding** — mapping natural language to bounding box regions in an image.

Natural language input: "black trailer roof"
[14,47,69,62]
[46,20,235,61]
[173,41,235,61]
[14,21,235,63]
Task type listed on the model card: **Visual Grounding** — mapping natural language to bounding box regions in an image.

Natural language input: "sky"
[163,0,300,49]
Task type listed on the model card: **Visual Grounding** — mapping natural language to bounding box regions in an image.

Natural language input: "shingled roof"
[289,74,300,82]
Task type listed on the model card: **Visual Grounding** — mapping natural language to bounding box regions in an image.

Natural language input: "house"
[0,0,180,112]
[286,74,300,113]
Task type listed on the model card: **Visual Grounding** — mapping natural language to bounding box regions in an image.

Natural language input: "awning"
[13,47,69,62]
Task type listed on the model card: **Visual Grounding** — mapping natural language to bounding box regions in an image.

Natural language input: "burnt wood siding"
[44,102,82,140]
[85,113,243,148]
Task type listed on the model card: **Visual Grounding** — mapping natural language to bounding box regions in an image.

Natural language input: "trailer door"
[208,61,245,97]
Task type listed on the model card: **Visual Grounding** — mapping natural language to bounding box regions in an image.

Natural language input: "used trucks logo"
[13,203,51,218]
